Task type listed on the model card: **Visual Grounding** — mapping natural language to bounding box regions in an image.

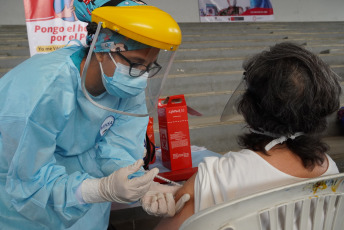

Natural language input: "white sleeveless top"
[194,149,339,213]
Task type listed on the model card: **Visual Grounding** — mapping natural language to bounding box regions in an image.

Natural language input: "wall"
[1,0,343,25]
[145,0,344,22]
[1,0,26,25]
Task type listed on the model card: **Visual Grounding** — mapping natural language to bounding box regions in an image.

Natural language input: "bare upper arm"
[154,173,197,230]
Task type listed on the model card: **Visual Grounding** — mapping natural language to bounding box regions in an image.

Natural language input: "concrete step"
[176,44,344,60]
[179,22,344,32]
[0,30,28,36]
[162,70,242,96]
[0,39,29,47]
[0,68,11,78]
[0,46,30,56]
[0,26,31,74]
[181,26,344,34]
[168,53,344,76]
[331,66,344,79]
[173,83,344,119]
[0,25,27,33]
[179,37,344,49]
[0,55,30,69]
[320,48,344,54]
[171,92,230,118]
[181,32,344,42]
[323,136,344,172]
[162,66,344,100]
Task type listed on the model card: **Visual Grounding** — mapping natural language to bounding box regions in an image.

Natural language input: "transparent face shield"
[220,72,247,122]
[81,22,176,117]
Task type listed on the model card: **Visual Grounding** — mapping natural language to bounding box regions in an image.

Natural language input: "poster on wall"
[23,0,87,56]
[198,0,274,22]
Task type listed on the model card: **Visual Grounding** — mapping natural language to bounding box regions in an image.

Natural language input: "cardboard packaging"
[158,95,192,171]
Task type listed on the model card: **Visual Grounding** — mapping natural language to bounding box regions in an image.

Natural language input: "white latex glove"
[81,159,159,203]
[140,182,191,217]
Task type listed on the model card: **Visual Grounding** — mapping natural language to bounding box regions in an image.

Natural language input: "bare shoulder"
[154,173,197,230]
[175,173,196,201]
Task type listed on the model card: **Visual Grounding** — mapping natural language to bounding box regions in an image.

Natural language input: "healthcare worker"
[0,1,189,229]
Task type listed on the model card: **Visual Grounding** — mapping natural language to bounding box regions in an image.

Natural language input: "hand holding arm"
[154,173,196,230]
[141,181,191,217]
[81,159,159,203]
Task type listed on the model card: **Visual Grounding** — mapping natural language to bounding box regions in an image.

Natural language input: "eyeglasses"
[115,52,162,78]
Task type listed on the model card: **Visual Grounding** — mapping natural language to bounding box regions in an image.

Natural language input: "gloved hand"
[140,182,191,217]
[81,159,159,203]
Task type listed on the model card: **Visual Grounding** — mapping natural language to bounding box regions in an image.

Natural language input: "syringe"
[155,174,182,187]
[140,169,182,187]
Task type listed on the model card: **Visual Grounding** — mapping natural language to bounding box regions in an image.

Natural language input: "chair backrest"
[179,173,344,230]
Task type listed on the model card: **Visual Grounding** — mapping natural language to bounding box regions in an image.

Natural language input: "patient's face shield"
[81,6,181,117]
[220,73,247,122]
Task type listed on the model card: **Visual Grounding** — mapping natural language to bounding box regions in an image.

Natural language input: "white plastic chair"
[179,173,344,230]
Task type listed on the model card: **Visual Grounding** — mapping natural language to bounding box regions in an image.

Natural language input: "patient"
[155,42,342,229]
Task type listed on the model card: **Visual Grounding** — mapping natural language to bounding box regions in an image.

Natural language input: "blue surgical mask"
[99,53,148,98]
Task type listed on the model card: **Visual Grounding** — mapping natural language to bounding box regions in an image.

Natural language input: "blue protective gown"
[0,44,148,229]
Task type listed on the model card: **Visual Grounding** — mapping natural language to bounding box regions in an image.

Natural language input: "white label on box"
[160,128,169,151]
[172,152,190,159]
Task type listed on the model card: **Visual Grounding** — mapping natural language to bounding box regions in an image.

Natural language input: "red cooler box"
[157,95,192,171]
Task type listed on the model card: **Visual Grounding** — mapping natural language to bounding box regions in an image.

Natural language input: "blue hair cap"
[74,0,146,23]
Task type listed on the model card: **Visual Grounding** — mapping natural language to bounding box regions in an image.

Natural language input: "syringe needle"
[154,174,182,187]
[140,169,182,187]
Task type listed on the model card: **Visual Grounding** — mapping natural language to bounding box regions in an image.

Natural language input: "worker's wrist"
[75,184,86,204]
[81,178,107,203]
[98,176,129,203]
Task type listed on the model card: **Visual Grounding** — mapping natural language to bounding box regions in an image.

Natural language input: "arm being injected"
[140,168,190,217]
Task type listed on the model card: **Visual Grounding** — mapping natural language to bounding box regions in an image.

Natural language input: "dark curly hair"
[237,42,342,169]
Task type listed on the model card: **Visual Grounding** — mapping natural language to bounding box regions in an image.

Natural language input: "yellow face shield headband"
[91,6,182,51]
